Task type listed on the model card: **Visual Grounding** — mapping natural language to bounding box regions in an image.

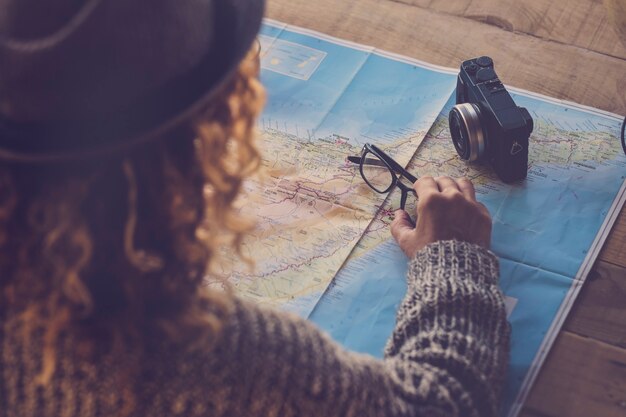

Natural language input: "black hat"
[0,0,265,162]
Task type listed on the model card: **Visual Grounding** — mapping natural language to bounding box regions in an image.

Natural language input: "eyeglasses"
[348,143,417,211]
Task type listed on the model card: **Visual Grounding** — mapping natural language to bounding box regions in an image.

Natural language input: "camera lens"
[448,103,485,161]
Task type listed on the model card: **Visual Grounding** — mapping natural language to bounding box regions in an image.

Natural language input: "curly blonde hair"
[0,48,265,396]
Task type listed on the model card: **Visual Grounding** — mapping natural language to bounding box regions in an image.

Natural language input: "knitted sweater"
[1,240,510,417]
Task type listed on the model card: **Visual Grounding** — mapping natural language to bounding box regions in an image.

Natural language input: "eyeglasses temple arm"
[348,146,418,183]
[400,189,408,209]
[368,145,418,183]
[347,156,389,168]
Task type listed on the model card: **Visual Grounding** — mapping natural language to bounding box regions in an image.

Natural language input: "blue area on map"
[258,23,457,150]
[497,259,573,412]
[259,24,371,138]
[310,239,409,355]
[514,93,618,133]
[490,93,626,278]
[313,54,457,150]
[258,21,283,40]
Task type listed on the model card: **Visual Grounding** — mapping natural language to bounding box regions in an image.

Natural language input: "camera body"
[449,56,533,182]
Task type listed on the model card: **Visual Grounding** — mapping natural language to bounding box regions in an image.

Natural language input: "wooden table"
[266,1,626,416]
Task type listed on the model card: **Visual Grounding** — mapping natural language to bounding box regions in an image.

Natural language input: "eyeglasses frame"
[348,143,418,210]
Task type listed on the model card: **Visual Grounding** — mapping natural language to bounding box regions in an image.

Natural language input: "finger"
[477,201,491,217]
[435,176,460,192]
[457,177,476,201]
[391,209,415,241]
[413,176,438,197]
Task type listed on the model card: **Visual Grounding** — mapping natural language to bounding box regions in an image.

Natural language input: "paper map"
[214,19,626,417]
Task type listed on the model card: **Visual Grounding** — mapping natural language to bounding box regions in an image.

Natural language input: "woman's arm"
[384,240,509,417]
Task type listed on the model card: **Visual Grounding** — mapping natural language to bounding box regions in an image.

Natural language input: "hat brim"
[0,0,265,162]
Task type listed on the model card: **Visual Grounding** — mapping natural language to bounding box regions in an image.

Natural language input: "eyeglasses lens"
[361,151,394,193]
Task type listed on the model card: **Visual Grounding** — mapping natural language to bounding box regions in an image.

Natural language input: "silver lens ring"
[450,103,485,161]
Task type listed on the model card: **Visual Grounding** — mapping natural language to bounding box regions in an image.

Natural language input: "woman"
[0,0,510,416]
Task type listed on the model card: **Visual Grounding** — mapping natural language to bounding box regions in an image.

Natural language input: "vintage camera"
[448,56,533,182]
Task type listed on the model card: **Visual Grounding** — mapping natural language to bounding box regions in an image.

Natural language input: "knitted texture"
[0,240,510,416]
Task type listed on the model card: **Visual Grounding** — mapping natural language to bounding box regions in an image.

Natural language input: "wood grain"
[599,204,626,268]
[266,0,626,115]
[395,0,626,59]
[521,331,626,417]
[565,261,626,348]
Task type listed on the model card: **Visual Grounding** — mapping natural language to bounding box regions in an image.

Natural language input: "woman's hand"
[391,176,492,258]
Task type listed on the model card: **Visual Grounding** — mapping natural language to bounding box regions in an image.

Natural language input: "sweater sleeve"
[148,240,510,417]
[383,240,510,416]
